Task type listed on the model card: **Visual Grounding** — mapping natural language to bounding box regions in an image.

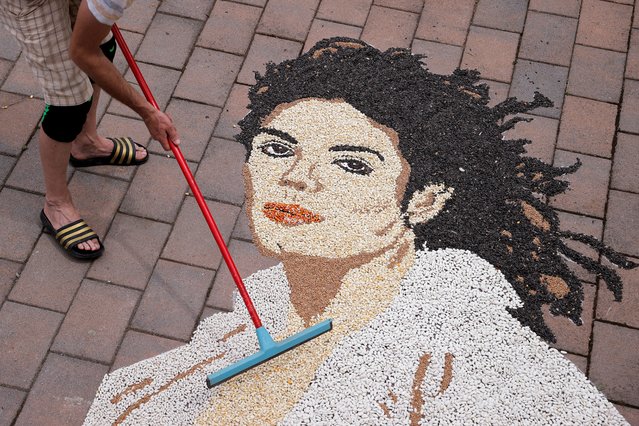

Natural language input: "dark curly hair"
[236,37,636,342]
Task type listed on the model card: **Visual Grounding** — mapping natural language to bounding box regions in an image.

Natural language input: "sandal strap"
[55,219,99,250]
[109,137,135,166]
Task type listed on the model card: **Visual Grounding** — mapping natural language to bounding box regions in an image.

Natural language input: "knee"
[40,99,92,143]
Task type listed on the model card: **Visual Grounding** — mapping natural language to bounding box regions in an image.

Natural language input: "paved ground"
[0,0,638,424]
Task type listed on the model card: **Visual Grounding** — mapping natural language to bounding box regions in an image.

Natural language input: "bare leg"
[70,85,147,161]
[40,129,100,252]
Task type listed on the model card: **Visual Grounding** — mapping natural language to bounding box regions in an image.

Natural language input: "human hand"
[141,106,181,151]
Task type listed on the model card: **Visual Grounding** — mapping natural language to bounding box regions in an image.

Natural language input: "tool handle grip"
[111,24,262,329]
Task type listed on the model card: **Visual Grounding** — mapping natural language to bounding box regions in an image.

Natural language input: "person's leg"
[70,84,147,162]
[39,129,99,252]
[0,0,100,253]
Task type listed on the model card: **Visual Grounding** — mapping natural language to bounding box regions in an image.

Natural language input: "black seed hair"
[236,37,637,342]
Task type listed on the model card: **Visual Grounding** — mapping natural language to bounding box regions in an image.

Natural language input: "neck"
[282,232,416,326]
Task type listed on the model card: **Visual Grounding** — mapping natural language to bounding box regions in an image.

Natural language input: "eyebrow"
[329,145,385,161]
[257,128,298,145]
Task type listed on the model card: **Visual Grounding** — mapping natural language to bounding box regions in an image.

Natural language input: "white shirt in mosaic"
[87,0,134,26]
[84,249,628,425]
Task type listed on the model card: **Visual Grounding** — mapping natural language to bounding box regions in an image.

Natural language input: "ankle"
[44,194,73,210]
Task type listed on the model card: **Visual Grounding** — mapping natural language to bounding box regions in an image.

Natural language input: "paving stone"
[0,92,42,156]
[361,6,418,50]
[611,133,639,193]
[197,1,262,55]
[257,0,319,41]
[109,63,181,118]
[151,99,220,163]
[0,25,21,61]
[316,0,372,26]
[234,0,267,5]
[615,404,639,425]
[0,59,12,84]
[159,0,215,20]
[479,79,510,107]
[0,259,20,305]
[195,138,247,205]
[519,11,578,67]
[111,330,184,371]
[14,353,107,426]
[472,0,528,33]
[604,190,639,258]
[232,204,253,241]
[6,134,65,194]
[137,14,202,69]
[461,26,519,83]
[556,211,603,283]
[0,302,62,388]
[635,6,639,29]
[373,0,423,12]
[627,29,639,79]
[0,386,25,425]
[116,0,160,34]
[557,96,617,158]
[162,197,240,269]
[214,84,251,140]
[0,188,43,262]
[200,306,226,323]
[119,154,189,223]
[550,150,610,218]
[563,353,588,374]
[576,0,632,52]
[415,0,475,46]
[238,35,302,86]
[619,79,639,134]
[411,40,462,75]
[112,30,143,75]
[1,54,40,98]
[509,60,569,119]
[207,239,279,310]
[174,47,243,107]
[52,280,139,363]
[597,256,639,329]
[87,214,171,290]
[543,283,595,355]
[68,171,128,235]
[132,259,214,340]
[589,321,639,406]
[304,19,363,52]
[567,45,625,103]
[528,0,581,17]
[0,153,15,185]
[8,236,90,312]
[93,113,151,181]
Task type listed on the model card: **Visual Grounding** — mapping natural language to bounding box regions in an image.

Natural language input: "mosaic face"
[245,98,412,259]
[85,38,635,425]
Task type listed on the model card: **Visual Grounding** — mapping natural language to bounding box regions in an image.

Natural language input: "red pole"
[111,24,263,329]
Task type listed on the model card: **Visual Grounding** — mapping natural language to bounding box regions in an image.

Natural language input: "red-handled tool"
[111,24,332,387]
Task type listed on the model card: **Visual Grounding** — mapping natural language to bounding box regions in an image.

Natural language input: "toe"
[135,145,148,162]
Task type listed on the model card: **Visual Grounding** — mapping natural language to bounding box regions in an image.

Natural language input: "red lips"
[263,202,323,225]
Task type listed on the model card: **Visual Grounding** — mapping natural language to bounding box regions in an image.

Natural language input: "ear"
[405,184,454,226]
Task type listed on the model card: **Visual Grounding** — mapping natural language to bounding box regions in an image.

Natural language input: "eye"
[260,141,294,158]
[333,158,373,176]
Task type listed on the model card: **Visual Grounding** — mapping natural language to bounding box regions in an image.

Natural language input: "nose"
[280,159,322,193]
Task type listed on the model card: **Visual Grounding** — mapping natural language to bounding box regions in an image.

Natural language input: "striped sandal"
[40,210,104,260]
[69,137,148,167]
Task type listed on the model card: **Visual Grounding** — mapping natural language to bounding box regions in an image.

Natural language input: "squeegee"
[111,25,332,388]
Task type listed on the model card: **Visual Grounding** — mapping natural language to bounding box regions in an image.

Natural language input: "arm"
[69,1,180,149]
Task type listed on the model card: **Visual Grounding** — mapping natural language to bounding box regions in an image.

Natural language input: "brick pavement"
[0,1,638,424]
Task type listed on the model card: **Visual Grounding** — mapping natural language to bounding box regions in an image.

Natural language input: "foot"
[71,134,147,162]
[43,199,101,253]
